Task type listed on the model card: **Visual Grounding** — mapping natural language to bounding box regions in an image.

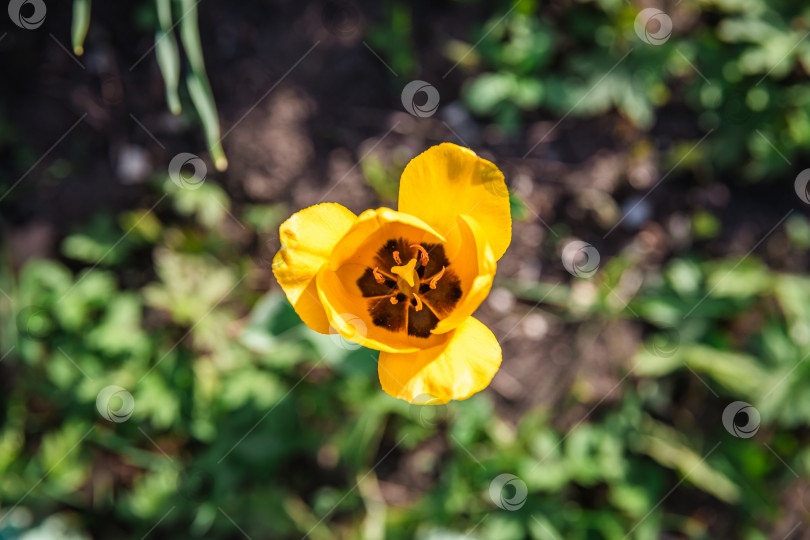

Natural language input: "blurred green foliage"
[2,0,810,538]
[423,0,809,180]
[3,180,808,538]
[71,0,228,169]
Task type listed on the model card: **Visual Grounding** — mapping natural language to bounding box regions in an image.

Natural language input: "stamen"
[410,244,429,266]
[372,266,385,284]
[393,251,402,265]
[429,266,446,289]
[390,296,399,305]
[412,293,423,311]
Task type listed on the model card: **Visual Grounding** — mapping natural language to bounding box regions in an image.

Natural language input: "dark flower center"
[356,238,462,337]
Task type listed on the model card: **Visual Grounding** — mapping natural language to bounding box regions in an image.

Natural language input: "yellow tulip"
[272,143,511,403]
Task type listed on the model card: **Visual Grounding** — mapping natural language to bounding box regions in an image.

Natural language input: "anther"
[410,244,429,266]
[429,266,446,289]
[393,251,402,265]
[390,296,399,305]
[372,267,385,284]
[412,293,423,311]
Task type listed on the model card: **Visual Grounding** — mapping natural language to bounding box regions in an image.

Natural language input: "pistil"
[391,257,419,289]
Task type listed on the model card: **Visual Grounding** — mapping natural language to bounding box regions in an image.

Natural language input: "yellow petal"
[272,203,357,333]
[398,143,511,262]
[430,215,496,334]
[318,207,450,353]
[328,207,446,271]
[378,317,502,403]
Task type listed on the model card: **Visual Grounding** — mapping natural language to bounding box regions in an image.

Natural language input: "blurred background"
[1,0,810,538]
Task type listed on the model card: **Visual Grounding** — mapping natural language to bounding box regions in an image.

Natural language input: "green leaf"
[179,0,227,171]
[61,214,135,266]
[221,369,284,410]
[85,293,149,357]
[155,0,182,114]
[704,258,771,299]
[682,344,769,397]
[637,417,740,503]
[509,190,530,221]
[71,0,91,56]
[162,176,229,229]
[665,258,702,298]
[142,249,237,325]
[464,72,516,115]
